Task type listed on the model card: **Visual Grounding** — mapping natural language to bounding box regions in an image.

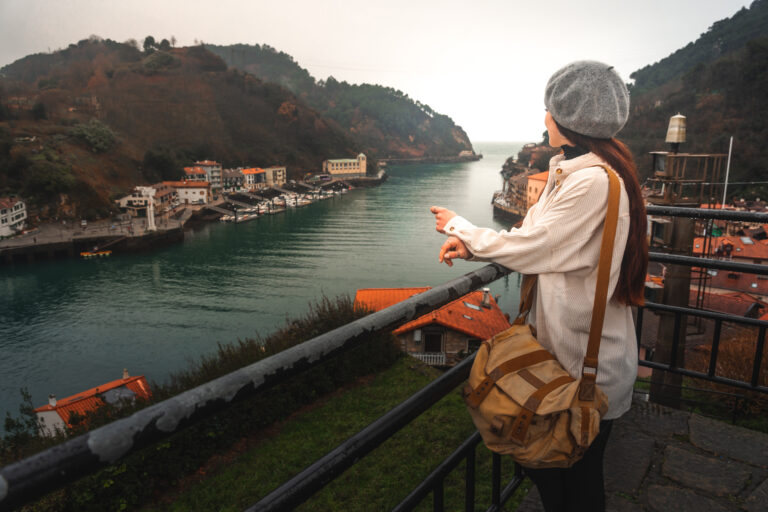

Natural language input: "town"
[0,152,384,263]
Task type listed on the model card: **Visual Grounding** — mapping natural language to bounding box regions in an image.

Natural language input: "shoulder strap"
[511,166,621,401]
[580,166,621,400]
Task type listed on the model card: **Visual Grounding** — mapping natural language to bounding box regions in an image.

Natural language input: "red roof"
[528,171,549,183]
[34,375,152,428]
[693,236,768,261]
[355,287,431,311]
[0,197,23,209]
[242,168,266,175]
[163,181,211,189]
[194,160,221,166]
[184,166,206,175]
[691,289,768,317]
[354,288,511,340]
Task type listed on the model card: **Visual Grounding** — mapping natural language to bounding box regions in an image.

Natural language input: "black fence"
[2,206,768,511]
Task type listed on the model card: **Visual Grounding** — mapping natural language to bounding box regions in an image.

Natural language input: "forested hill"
[630,0,768,93]
[616,0,768,199]
[0,39,356,218]
[205,44,474,159]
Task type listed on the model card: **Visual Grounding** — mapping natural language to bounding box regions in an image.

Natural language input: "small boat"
[80,250,112,258]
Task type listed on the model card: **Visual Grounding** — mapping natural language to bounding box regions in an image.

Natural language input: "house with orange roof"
[354,287,511,366]
[163,180,211,205]
[183,166,207,182]
[241,168,267,190]
[34,370,151,436]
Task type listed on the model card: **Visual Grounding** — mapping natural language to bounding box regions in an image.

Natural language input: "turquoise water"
[0,142,524,421]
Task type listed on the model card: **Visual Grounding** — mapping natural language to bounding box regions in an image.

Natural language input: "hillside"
[206,43,475,159]
[620,0,768,198]
[0,38,361,218]
[630,0,768,93]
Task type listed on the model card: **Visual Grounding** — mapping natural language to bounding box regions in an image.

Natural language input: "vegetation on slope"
[206,43,475,159]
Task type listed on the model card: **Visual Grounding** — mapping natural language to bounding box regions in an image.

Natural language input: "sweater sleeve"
[443,168,610,274]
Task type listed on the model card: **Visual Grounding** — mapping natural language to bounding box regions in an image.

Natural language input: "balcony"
[1,206,768,511]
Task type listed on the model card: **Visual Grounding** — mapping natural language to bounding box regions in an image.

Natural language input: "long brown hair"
[557,123,649,306]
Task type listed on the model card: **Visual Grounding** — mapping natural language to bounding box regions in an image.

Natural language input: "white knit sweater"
[443,152,638,420]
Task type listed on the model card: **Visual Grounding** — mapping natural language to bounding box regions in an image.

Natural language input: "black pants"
[522,420,613,512]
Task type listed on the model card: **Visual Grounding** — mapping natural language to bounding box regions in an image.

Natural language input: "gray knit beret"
[544,60,629,139]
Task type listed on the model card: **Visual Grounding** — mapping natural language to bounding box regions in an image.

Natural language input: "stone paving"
[516,396,768,511]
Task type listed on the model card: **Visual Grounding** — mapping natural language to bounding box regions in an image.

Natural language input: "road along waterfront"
[0,142,524,423]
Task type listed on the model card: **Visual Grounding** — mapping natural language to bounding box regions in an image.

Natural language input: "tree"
[159,38,171,51]
[170,35,177,48]
[143,35,156,54]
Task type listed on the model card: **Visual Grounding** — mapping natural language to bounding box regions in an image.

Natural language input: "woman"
[430,61,648,512]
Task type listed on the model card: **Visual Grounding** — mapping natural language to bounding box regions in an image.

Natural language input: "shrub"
[69,119,116,153]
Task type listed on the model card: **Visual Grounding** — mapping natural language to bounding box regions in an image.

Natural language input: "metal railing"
[2,206,768,511]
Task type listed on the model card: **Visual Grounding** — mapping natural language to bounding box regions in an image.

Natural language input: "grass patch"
[141,357,530,511]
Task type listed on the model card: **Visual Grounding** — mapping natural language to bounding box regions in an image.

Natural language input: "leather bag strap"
[580,166,621,400]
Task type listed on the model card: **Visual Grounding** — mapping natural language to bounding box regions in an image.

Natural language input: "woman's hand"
[430,206,457,233]
[439,236,470,267]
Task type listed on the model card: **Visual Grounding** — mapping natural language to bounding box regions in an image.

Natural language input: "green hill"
[0,38,357,217]
[618,0,768,198]
[206,43,475,159]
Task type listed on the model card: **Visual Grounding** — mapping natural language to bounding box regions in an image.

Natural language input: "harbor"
[0,174,385,265]
[0,142,522,422]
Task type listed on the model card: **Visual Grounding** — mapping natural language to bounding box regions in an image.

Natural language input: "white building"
[322,154,366,178]
[115,184,177,217]
[194,160,222,194]
[163,181,211,205]
[0,197,27,237]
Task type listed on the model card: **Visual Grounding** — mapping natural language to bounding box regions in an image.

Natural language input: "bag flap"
[484,325,579,415]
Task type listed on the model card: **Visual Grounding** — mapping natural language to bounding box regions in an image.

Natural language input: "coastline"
[380,154,482,166]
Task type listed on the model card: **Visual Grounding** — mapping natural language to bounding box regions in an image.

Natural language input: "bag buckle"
[579,366,597,401]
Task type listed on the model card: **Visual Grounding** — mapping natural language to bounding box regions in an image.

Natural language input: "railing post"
[465,445,475,512]
[651,216,693,408]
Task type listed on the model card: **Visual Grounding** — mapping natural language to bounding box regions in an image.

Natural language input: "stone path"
[516,396,768,511]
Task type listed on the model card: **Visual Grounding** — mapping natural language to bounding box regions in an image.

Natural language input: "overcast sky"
[0,0,754,142]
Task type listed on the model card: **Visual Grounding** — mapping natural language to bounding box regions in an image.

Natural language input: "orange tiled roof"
[0,197,23,209]
[355,288,511,340]
[34,375,152,428]
[163,181,211,189]
[242,168,266,175]
[691,289,768,317]
[183,166,206,175]
[528,171,549,182]
[693,236,768,261]
[194,160,221,166]
[355,287,431,312]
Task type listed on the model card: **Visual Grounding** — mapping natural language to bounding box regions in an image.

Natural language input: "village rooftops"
[184,166,206,175]
[355,287,511,340]
[0,197,23,209]
[241,168,265,174]
[693,235,768,262]
[162,181,211,188]
[34,374,151,431]
[528,171,549,182]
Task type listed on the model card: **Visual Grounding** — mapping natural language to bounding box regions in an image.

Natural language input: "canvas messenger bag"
[463,166,620,469]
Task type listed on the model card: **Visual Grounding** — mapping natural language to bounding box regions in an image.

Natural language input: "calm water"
[0,142,524,421]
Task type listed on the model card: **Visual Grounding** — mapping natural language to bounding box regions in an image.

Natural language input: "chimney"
[481,288,491,308]
[48,394,57,407]
[123,368,130,379]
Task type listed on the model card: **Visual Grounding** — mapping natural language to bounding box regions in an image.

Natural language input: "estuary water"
[0,142,524,421]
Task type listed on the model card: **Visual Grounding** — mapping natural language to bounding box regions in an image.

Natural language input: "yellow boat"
[80,250,112,258]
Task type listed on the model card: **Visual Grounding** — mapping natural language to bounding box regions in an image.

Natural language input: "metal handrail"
[0,264,510,510]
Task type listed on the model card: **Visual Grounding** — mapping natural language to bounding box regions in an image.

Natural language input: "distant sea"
[0,141,525,424]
